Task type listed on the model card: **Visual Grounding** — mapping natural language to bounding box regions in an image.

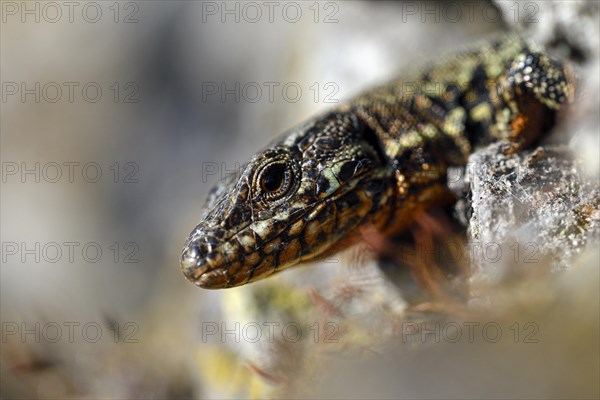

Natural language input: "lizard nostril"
[199,241,210,255]
[186,243,201,260]
[191,241,211,260]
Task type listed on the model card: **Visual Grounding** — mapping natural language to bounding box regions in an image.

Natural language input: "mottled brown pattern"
[181,33,574,289]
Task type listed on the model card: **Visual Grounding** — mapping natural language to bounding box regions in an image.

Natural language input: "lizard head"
[181,110,394,288]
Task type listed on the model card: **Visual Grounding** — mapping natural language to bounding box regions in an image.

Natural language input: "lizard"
[180,33,574,289]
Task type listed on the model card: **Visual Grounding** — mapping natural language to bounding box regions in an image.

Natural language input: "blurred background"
[1,1,598,399]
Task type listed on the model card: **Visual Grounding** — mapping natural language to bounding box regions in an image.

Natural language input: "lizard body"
[181,33,573,289]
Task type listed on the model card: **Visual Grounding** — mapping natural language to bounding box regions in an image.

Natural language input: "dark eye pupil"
[262,167,284,192]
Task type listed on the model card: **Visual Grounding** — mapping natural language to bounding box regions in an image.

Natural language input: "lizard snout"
[180,232,231,289]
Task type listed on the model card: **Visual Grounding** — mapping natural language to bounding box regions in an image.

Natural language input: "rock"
[462,142,599,287]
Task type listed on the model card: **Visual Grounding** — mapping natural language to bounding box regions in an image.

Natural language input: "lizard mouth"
[181,198,319,289]
[180,249,222,289]
[180,232,233,289]
[180,227,280,289]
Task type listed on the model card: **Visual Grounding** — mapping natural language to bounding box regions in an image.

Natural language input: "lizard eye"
[257,162,293,200]
[261,165,285,192]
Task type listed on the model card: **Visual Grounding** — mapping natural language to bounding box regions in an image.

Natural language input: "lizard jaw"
[181,225,278,289]
[180,231,236,289]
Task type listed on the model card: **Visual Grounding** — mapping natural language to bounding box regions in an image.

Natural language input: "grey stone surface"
[463,143,599,285]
